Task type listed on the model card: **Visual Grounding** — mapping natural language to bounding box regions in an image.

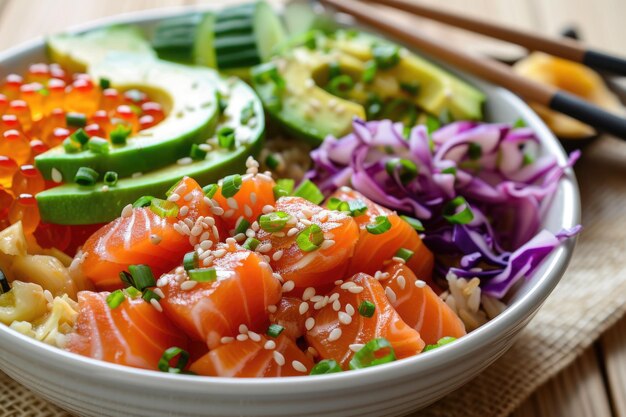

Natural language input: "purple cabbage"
[306,119,581,299]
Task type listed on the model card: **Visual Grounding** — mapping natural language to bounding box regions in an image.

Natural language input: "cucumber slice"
[152,12,215,65]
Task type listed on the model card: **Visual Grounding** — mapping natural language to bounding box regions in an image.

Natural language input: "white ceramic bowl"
[0,7,580,417]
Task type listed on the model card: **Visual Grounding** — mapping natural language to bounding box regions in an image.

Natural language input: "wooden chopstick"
[319,0,626,140]
[362,0,626,76]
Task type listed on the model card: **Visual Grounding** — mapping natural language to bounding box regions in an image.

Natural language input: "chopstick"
[319,0,626,140]
[361,0,626,77]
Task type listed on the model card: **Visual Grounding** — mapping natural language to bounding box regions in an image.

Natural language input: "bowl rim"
[0,5,580,395]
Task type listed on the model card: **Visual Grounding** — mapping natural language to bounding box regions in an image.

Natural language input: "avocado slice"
[35,54,220,182]
[36,75,264,225]
[253,30,485,145]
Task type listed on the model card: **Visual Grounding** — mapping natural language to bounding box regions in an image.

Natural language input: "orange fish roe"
[0,62,165,253]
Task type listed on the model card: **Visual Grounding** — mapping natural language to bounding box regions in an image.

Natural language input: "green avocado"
[34,55,219,182]
[252,30,485,145]
[36,75,264,225]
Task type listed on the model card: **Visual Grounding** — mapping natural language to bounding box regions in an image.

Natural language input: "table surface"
[0,1,624,416]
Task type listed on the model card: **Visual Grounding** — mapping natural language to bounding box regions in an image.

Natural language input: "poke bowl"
[0,3,580,417]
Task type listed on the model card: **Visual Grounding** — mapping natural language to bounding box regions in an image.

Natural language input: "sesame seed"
[267,305,278,313]
[264,340,276,350]
[385,286,397,303]
[211,206,225,215]
[392,256,406,264]
[191,225,202,236]
[250,192,257,205]
[212,225,220,239]
[328,328,342,342]
[338,312,352,325]
[213,249,227,258]
[177,157,193,165]
[310,295,323,303]
[273,232,285,237]
[348,286,364,294]
[224,209,235,218]
[287,227,299,237]
[302,287,316,301]
[332,300,341,311]
[282,280,295,293]
[199,231,211,242]
[244,205,253,217]
[257,242,272,253]
[51,168,63,183]
[313,300,326,310]
[415,280,426,288]
[150,234,161,245]
[320,240,335,250]
[299,302,310,315]
[257,173,273,182]
[227,197,239,209]
[305,317,315,331]
[307,347,318,356]
[262,205,275,214]
[221,337,234,344]
[225,237,237,245]
[273,351,285,366]
[150,299,163,312]
[184,193,193,202]
[258,261,270,270]
[234,233,246,241]
[121,204,133,218]
[329,293,340,303]
[236,334,249,341]
[340,282,356,290]
[272,250,284,261]
[179,206,189,216]
[251,221,260,231]
[200,240,213,250]
[181,280,198,291]
[397,275,406,290]
[245,229,256,238]
[273,273,284,283]
[292,360,307,373]
[300,219,312,226]
[349,344,365,352]
[248,331,261,342]
[101,185,109,192]
[301,208,314,218]
[334,280,343,285]
[153,288,165,299]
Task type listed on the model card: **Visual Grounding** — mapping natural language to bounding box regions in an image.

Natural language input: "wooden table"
[0,1,624,416]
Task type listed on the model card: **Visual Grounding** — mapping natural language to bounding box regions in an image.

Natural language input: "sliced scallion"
[441,167,457,176]
[70,128,90,145]
[328,62,341,79]
[189,143,207,160]
[74,166,99,186]
[394,248,414,262]
[87,137,110,154]
[129,264,156,290]
[366,216,392,235]
[235,218,251,235]
[150,198,179,218]
[400,81,420,96]
[251,62,286,90]
[142,289,161,302]
[203,183,218,198]
[99,78,110,90]
[188,268,217,282]
[133,195,154,208]
[158,347,190,373]
[259,211,290,233]
[265,154,280,170]
[327,74,354,97]
[347,199,368,217]
[310,359,342,375]
[513,118,526,128]
[266,324,285,338]
[63,138,81,154]
[242,237,260,251]
[119,271,134,287]
[221,174,242,198]
[468,143,482,160]
[103,171,118,186]
[124,286,141,299]
[66,112,87,128]
[349,338,396,370]
[106,290,125,309]
[240,101,255,125]
[273,178,295,199]
[110,124,131,145]
[296,224,324,252]
[400,215,424,232]
[183,251,199,271]
[293,180,324,205]
[425,115,440,135]
[217,127,236,150]
[358,300,376,318]
[423,336,457,352]
[442,196,474,225]
[362,60,377,84]
[327,197,349,212]
[372,44,400,69]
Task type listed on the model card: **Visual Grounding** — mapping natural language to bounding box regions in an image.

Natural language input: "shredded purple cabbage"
[306,119,581,298]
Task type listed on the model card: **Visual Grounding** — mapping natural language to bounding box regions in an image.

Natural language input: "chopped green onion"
[203,183,218,198]
[366,216,392,235]
[188,268,217,282]
[266,324,285,338]
[327,197,349,212]
[372,44,400,69]
[327,74,354,97]
[296,224,324,252]
[442,196,474,225]
[251,62,286,90]
[149,198,179,218]
[310,359,342,375]
[217,127,236,150]
[66,112,87,128]
[513,118,526,128]
[74,166,99,186]
[129,264,156,290]
[265,154,280,170]
[441,167,457,176]
[273,178,295,199]
[87,137,110,154]
[365,93,383,119]
[124,286,141,299]
[328,62,341,79]
[189,143,207,160]
[259,211,290,233]
[99,78,110,90]
[426,115,440,135]
[142,289,161,302]
[221,174,242,198]
[106,290,125,309]
[70,128,90,145]
[349,337,396,369]
[234,219,250,236]
[523,153,535,166]
[347,199,368,217]
[242,237,260,251]
[358,300,376,318]
[303,31,317,50]
[110,124,131,145]
[394,248,414,262]
[240,101,255,125]
[468,143,482,160]
[423,336,457,352]
[293,180,324,205]
[400,81,420,96]
[158,347,190,373]
[385,158,418,184]
[119,270,134,287]
[183,251,199,271]
[63,138,81,153]
[103,171,118,186]
[133,195,154,208]
[362,60,377,84]
[216,91,228,114]
[400,215,424,232]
